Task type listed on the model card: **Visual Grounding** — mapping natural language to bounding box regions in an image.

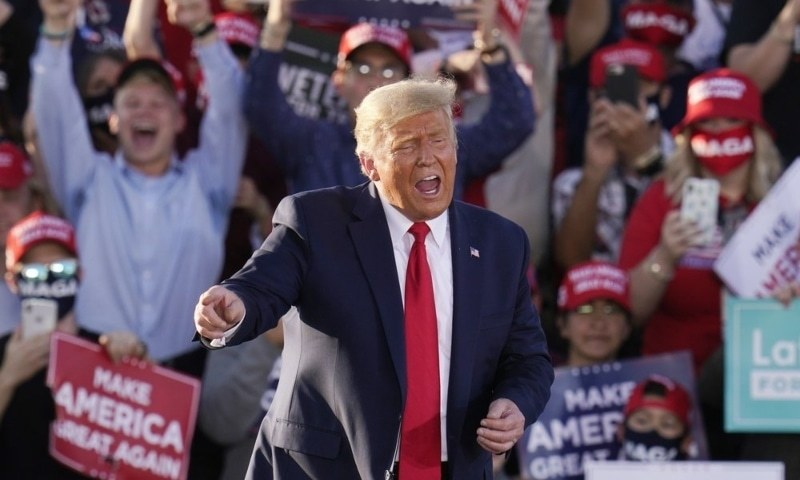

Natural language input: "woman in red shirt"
[618,68,782,373]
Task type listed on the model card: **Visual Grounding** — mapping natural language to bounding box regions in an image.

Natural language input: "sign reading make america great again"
[46,333,200,480]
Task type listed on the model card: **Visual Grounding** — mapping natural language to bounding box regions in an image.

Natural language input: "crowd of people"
[1,0,800,478]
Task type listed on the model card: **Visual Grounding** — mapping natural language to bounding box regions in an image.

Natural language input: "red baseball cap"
[116,57,187,105]
[215,11,260,49]
[624,374,692,426]
[557,261,631,312]
[5,211,77,270]
[589,38,666,88]
[0,141,33,189]
[672,68,767,135]
[338,23,412,71]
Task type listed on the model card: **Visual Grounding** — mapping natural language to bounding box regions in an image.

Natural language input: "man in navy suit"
[194,76,553,479]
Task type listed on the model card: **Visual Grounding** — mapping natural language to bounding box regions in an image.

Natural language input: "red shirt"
[619,179,728,372]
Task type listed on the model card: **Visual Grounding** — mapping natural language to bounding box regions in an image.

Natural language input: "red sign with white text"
[45,333,200,480]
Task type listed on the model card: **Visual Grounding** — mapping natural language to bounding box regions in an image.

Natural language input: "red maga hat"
[0,141,33,190]
[6,211,77,270]
[215,11,260,49]
[557,261,631,313]
[672,68,767,135]
[624,374,692,426]
[589,38,666,88]
[338,23,412,71]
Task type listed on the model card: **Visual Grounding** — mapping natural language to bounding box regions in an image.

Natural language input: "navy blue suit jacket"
[220,182,553,479]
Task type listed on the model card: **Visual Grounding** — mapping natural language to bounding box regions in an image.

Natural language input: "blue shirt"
[244,49,535,197]
[31,39,247,361]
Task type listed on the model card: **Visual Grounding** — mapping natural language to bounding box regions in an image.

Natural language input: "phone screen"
[21,298,58,339]
[681,178,720,246]
[603,64,639,108]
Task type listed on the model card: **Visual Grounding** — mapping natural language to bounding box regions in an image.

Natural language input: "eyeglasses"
[573,303,626,317]
[16,259,79,282]
[345,61,406,81]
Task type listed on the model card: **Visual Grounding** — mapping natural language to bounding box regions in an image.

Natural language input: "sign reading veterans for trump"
[292,0,529,38]
[724,294,800,432]
[280,26,349,125]
[46,333,200,480]
[715,158,800,298]
[516,352,707,480]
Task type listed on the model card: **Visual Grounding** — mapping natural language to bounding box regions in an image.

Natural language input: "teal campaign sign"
[725,294,800,432]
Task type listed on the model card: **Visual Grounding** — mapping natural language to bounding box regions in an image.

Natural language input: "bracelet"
[633,145,663,174]
[192,21,216,39]
[646,259,673,282]
[40,25,71,41]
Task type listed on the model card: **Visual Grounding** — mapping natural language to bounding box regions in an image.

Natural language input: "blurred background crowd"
[1,0,800,478]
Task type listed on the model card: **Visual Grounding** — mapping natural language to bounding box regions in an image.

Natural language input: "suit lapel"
[349,183,407,395]
[447,203,483,440]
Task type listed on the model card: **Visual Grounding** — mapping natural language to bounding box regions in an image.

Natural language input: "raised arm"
[243,0,326,176]
[166,0,248,209]
[564,0,611,65]
[553,99,618,269]
[123,0,162,59]
[726,0,800,92]
[31,0,101,218]
[451,0,535,183]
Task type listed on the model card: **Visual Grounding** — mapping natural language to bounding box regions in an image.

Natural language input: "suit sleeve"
[221,195,308,344]
[491,228,553,426]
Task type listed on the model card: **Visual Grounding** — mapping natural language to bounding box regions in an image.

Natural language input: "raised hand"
[165,0,213,31]
[0,329,50,388]
[99,331,149,364]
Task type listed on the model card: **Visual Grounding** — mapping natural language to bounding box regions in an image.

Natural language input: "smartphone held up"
[681,177,720,246]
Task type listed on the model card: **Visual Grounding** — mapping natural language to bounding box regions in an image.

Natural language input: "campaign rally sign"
[292,0,529,38]
[724,294,800,432]
[46,333,200,480]
[715,158,800,298]
[280,26,349,125]
[516,352,708,480]
[584,460,783,480]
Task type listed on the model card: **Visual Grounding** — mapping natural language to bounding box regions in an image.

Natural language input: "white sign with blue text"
[725,294,800,431]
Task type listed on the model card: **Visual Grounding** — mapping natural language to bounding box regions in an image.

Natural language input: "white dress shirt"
[380,196,453,461]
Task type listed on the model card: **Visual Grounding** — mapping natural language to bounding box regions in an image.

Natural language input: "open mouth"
[415,175,441,196]
[131,124,158,149]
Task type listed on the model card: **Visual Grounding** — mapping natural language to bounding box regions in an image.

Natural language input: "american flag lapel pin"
[470,246,480,258]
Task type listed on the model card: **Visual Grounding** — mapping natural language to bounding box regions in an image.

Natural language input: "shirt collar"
[378,190,448,249]
[113,152,183,178]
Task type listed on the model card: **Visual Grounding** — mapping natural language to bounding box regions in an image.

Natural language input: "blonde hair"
[664,125,782,204]
[353,76,457,163]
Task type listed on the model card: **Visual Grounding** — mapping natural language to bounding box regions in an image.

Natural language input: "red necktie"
[399,222,441,479]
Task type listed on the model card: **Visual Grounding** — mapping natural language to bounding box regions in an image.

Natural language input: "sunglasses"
[16,259,79,282]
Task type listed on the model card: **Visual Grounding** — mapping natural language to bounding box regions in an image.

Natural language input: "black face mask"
[83,89,115,134]
[16,274,78,320]
[621,427,686,462]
